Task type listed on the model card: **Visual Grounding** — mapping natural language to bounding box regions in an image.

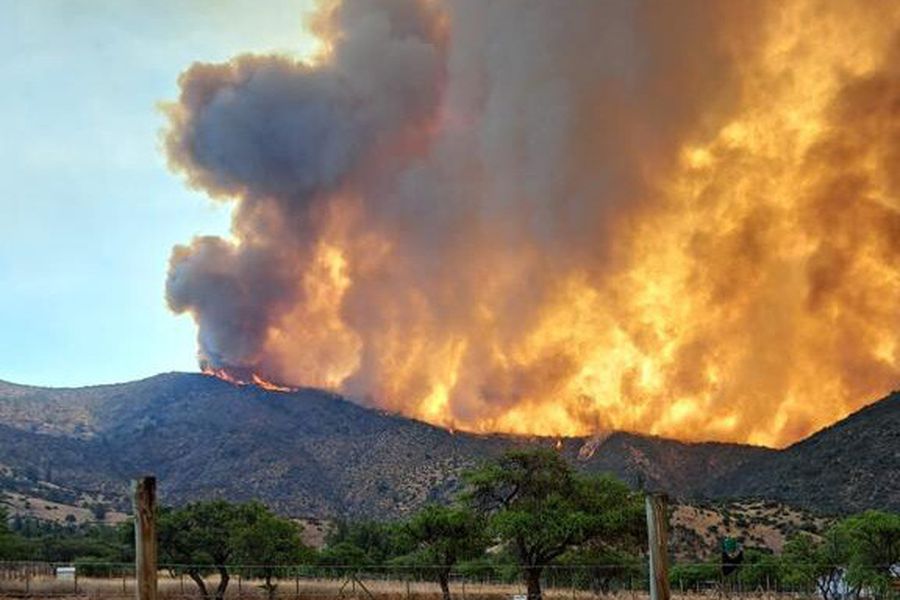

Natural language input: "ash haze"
[0,0,318,386]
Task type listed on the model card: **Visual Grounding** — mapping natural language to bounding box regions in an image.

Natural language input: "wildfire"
[167,0,900,448]
[251,374,297,393]
[202,366,297,393]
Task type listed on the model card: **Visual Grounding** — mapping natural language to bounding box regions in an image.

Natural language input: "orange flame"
[251,374,297,393]
[170,1,900,448]
[202,366,297,393]
[298,2,899,447]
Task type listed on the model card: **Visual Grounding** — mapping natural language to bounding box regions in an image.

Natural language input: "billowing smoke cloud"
[165,0,900,447]
[166,0,443,374]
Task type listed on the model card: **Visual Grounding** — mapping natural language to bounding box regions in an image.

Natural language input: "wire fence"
[1,561,897,600]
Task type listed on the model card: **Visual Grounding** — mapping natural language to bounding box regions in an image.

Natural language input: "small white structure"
[55,566,76,580]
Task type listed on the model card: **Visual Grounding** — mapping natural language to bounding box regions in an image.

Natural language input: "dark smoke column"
[163,0,445,380]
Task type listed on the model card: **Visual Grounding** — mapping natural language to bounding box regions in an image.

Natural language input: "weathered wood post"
[133,476,157,600]
[645,493,670,600]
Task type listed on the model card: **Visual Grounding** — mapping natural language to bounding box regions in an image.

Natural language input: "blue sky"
[0,0,315,386]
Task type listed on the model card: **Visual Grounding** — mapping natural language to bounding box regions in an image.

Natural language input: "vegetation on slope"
[2,372,896,521]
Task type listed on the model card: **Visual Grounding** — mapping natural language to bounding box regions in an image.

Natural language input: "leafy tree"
[559,489,644,594]
[669,562,720,592]
[781,530,849,600]
[316,541,370,568]
[324,519,408,564]
[75,556,120,578]
[464,449,644,600]
[115,518,136,563]
[158,501,269,600]
[35,534,119,562]
[0,507,30,560]
[456,554,518,583]
[735,548,780,591]
[561,546,642,594]
[233,512,312,600]
[398,505,488,600]
[0,515,126,563]
[837,510,900,597]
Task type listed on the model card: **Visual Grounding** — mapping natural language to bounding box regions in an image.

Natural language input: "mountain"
[0,373,508,517]
[704,392,900,513]
[0,373,896,520]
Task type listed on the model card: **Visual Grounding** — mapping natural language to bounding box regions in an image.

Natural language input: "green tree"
[735,548,781,591]
[324,520,407,564]
[1,515,125,563]
[464,449,644,600]
[316,541,369,568]
[561,484,644,595]
[0,507,27,560]
[158,501,270,600]
[233,512,312,600]
[837,510,900,597]
[669,562,720,592]
[781,530,849,600]
[562,546,642,594]
[398,505,488,600]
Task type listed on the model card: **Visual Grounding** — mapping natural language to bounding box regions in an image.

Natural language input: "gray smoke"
[165,0,444,375]
[163,0,900,445]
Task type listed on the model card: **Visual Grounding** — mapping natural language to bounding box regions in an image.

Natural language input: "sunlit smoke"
[164,0,900,447]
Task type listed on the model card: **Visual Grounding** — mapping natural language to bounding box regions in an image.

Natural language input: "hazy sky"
[0,0,316,386]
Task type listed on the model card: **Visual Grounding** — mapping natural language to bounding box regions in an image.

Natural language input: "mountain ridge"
[0,372,896,518]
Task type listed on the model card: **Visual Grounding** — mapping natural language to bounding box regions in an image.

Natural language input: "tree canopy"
[158,500,309,600]
[398,504,488,600]
[464,449,645,600]
[837,510,900,596]
[233,510,312,599]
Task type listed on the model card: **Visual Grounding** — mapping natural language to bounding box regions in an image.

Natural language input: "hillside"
[560,432,774,497]
[704,392,900,513]
[0,373,511,517]
[669,499,830,560]
[0,373,896,521]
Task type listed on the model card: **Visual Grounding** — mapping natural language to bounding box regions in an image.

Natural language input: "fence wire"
[1,561,897,600]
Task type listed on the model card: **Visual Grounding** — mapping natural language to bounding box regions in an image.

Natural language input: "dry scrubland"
[2,492,128,527]
[670,500,827,559]
[3,374,896,521]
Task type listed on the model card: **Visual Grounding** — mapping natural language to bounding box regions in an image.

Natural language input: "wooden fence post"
[134,476,158,600]
[645,493,670,600]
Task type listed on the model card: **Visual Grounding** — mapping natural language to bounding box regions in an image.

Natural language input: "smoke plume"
[164,0,900,447]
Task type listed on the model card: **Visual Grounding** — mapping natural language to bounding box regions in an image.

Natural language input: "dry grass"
[3,492,128,526]
[0,574,816,600]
